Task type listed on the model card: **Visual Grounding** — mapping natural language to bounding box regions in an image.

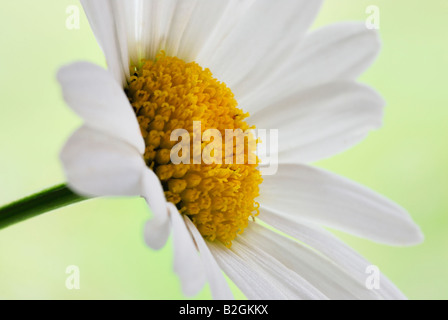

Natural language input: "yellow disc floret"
[126,52,262,247]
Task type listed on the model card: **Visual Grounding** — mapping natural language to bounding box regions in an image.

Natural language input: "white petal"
[260,164,424,245]
[209,239,328,300]
[141,169,169,224]
[201,0,323,97]
[142,170,170,250]
[152,0,198,59]
[250,81,384,163]
[80,0,129,85]
[242,22,382,113]
[169,204,206,296]
[119,0,253,64]
[60,126,146,197]
[241,223,381,300]
[57,62,145,154]
[126,0,183,61]
[177,0,254,62]
[144,217,170,251]
[184,217,234,300]
[259,207,407,300]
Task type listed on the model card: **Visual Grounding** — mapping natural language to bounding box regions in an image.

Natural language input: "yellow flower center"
[126,52,262,246]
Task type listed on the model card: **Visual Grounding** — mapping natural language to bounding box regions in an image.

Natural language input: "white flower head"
[58,0,423,299]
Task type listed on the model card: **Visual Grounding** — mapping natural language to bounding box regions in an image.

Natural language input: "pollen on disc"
[126,52,262,247]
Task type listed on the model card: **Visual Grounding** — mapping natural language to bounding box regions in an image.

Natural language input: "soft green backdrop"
[0,0,446,299]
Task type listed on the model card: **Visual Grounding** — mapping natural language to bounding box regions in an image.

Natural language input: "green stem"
[0,184,87,230]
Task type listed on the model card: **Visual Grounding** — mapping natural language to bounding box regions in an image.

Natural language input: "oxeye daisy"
[55,0,422,299]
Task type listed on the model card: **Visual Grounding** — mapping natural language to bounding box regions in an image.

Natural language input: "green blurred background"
[0,0,446,299]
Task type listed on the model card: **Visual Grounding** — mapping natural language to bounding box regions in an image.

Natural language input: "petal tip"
[401,223,425,246]
[144,218,170,251]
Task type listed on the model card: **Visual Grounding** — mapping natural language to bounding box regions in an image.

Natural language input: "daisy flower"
[56,0,423,299]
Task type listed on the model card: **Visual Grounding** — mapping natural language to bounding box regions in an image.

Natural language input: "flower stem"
[0,184,87,230]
